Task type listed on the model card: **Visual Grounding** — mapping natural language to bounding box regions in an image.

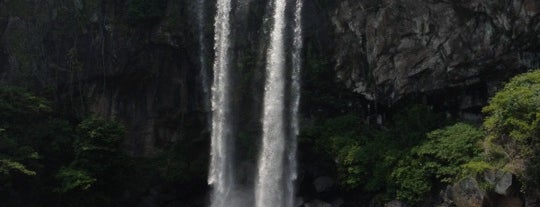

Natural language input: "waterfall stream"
[209,0,235,206]
[208,0,302,206]
[255,0,290,206]
[285,1,304,207]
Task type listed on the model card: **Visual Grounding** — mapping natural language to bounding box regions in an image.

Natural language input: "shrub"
[482,69,540,189]
[392,123,484,204]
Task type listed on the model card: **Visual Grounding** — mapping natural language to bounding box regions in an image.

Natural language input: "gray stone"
[495,172,513,195]
[484,170,514,196]
[330,0,540,104]
[450,177,485,207]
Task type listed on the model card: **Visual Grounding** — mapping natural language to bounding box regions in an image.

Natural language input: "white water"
[209,0,235,206]
[208,0,303,206]
[285,1,303,207]
[255,0,288,206]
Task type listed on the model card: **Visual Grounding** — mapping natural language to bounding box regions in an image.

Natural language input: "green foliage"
[55,167,96,193]
[415,123,484,180]
[0,85,205,206]
[303,104,446,197]
[461,161,494,177]
[0,88,46,186]
[483,70,540,155]
[391,160,432,204]
[482,69,540,189]
[391,123,484,204]
[74,116,125,158]
[70,116,127,189]
[0,158,36,176]
[0,87,51,125]
[127,0,167,25]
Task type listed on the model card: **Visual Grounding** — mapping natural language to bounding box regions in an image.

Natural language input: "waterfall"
[285,1,303,207]
[197,0,210,113]
[255,0,289,206]
[208,0,303,206]
[209,0,235,206]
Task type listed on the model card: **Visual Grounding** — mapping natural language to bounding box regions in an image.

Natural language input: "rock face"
[484,170,515,196]
[450,177,485,207]
[0,0,208,157]
[2,0,538,155]
[330,0,540,104]
[1,0,540,205]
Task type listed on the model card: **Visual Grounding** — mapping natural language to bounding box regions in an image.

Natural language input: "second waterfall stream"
[207,0,304,206]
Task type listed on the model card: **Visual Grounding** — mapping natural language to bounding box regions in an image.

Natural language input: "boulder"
[484,170,514,196]
[450,177,485,207]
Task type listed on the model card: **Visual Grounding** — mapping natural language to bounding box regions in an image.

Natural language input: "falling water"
[255,0,288,206]
[209,0,235,206]
[208,0,303,206]
[285,1,303,207]
[197,0,210,113]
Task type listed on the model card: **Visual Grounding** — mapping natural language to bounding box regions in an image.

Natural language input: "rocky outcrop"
[450,177,485,207]
[330,0,540,105]
[484,170,515,196]
[443,172,525,207]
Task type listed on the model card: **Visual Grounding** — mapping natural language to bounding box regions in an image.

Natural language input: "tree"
[392,123,483,204]
[483,69,540,188]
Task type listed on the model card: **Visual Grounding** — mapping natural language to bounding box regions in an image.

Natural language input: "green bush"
[0,87,47,187]
[304,104,446,195]
[71,116,127,186]
[482,69,540,189]
[391,123,484,204]
[55,167,96,193]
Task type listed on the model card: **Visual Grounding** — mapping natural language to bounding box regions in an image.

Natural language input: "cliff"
[1,0,539,206]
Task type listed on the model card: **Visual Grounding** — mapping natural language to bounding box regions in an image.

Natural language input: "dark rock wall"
[0,0,210,157]
[1,0,539,164]
[330,0,540,106]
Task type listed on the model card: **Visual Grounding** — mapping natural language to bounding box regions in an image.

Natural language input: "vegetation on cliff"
[0,87,197,206]
[303,70,540,205]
